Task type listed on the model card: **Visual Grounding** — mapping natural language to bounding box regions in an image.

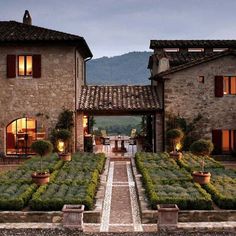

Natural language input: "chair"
[103,137,110,153]
[100,130,108,144]
[129,129,137,154]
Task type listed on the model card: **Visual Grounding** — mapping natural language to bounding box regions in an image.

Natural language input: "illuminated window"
[222,130,236,152]
[213,48,228,52]
[18,55,32,76]
[188,48,204,52]
[223,76,236,95]
[164,48,179,52]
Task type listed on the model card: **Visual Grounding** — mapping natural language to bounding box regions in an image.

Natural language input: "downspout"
[162,79,165,151]
[74,47,92,151]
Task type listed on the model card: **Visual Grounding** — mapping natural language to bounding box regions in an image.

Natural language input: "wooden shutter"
[215,76,224,97]
[32,55,41,78]
[7,55,16,78]
[234,130,236,150]
[212,129,222,154]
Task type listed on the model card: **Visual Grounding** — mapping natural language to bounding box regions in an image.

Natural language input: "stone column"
[155,112,164,152]
[76,112,84,151]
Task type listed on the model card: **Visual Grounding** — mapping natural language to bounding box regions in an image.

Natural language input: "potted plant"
[190,139,214,184]
[56,129,72,161]
[31,140,53,185]
[166,129,184,160]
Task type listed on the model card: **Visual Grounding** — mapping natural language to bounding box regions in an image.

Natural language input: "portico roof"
[78,85,160,114]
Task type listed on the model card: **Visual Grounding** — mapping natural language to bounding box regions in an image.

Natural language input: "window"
[223,76,236,95]
[18,55,32,76]
[6,118,46,155]
[212,129,236,154]
[198,76,204,83]
[7,54,41,78]
[188,48,204,52]
[222,130,236,152]
[213,48,228,52]
[164,48,179,52]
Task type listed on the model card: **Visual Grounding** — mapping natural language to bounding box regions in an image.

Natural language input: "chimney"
[157,50,170,73]
[23,10,32,25]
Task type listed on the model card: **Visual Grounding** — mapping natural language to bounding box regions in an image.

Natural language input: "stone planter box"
[62,205,84,230]
[157,204,179,228]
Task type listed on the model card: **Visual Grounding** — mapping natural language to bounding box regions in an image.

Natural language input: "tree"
[190,139,214,172]
[31,140,53,173]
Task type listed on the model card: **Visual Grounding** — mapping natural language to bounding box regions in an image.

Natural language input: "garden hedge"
[135,152,213,210]
[30,152,106,210]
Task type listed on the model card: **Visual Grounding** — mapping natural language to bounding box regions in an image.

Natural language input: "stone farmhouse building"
[0,11,235,156]
[0,11,92,155]
[149,40,236,154]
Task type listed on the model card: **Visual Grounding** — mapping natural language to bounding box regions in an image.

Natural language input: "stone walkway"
[100,160,143,232]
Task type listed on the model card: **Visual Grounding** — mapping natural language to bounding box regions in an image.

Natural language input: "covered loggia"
[76,85,163,153]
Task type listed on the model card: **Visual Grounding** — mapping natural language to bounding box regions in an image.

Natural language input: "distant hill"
[87,51,152,85]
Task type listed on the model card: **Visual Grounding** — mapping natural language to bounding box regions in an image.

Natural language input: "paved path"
[100,160,143,232]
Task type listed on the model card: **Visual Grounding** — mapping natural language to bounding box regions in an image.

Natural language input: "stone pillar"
[155,112,164,152]
[76,112,84,151]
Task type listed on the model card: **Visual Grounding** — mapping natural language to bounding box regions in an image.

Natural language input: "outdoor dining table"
[110,136,130,153]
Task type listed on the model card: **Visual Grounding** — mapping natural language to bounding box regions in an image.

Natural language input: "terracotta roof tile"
[150,40,236,49]
[78,85,160,112]
[0,21,92,58]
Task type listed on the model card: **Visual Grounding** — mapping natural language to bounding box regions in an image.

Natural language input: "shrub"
[31,140,53,173]
[55,129,72,153]
[190,139,214,156]
[135,152,213,210]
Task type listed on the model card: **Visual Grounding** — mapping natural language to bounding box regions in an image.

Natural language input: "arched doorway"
[6,117,46,155]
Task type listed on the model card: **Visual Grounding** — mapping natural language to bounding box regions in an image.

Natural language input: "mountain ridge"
[87,51,152,85]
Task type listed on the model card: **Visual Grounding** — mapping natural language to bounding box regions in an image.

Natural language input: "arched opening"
[6,117,46,155]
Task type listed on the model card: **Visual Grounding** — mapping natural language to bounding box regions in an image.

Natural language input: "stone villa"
[0,11,235,156]
[149,40,236,154]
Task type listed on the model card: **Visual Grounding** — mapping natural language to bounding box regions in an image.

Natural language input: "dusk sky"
[1,0,236,58]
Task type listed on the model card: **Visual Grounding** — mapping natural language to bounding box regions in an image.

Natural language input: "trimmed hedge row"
[176,154,236,209]
[0,153,64,184]
[177,153,223,172]
[0,183,37,210]
[30,152,106,210]
[135,152,213,210]
[203,169,236,209]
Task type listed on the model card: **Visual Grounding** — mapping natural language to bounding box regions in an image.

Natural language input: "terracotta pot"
[62,204,84,230]
[60,153,72,161]
[157,204,179,228]
[192,171,211,184]
[169,151,182,160]
[31,172,50,186]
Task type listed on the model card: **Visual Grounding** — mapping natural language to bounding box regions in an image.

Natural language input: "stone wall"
[0,44,85,153]
[163,55,236,141]
[76,112,84,151]
[155,113,163,152]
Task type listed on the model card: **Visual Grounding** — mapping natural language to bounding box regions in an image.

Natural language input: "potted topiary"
[166,129,184,160]
[190,139,214,184]
[56,129,72,161]
[31,140,53,185]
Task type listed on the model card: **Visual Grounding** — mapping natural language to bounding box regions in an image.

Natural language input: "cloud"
[1,0,236,58]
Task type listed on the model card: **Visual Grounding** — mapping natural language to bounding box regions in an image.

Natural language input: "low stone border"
[0,157,109,224]
[0,222,236,235]
[130,156,236,223]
